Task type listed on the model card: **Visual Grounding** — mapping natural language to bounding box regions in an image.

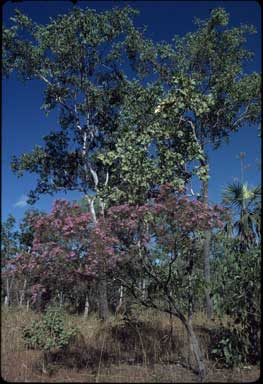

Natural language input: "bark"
[119,285,124,306]
[97,277,110,320]
[115,285,124,314]
[83,295,90,319]
[19,279,27,307]
[58,291,64,308]
[86,195,110,321]
[88,197,97,223]
[185,319,206,381]
[201,177,213,320]
[4,278,10,306]
[5,276,14,306]
[185,247,206,380]
[142,278,146,300]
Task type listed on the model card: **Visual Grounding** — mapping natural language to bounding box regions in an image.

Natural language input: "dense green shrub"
[22,307,77,352]
[211,241,261,366]
[210,326,250,367]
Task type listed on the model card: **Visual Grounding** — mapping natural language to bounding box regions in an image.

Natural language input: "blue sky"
[2,0,261,225]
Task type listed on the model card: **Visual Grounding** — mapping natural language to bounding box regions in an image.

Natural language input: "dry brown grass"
[1,306,260,382]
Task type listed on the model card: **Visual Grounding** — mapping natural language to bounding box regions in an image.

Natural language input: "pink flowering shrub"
[10,200,119,302]
[105,184,226,305]
[9,185,226,305]
[107,183,225,251]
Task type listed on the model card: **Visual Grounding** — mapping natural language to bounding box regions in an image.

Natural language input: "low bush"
[22,306,83,372]
[209,324,260,368]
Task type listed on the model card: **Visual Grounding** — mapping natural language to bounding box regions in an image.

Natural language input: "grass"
[1,306,260,382]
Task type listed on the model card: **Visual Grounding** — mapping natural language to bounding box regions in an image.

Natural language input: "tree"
[10,200,119,318]
[1,215,19,305]
[152,8,261,318]
[3,6,209,318]
[19,209,45,250]
[212,236,261,366]
[3,5,145,319]
[106,184,225,379]
[222,182,261,250]
[97,79,207,206]
[1,214,18,266]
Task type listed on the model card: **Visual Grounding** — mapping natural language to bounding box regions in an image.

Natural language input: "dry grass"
[1,306,260,382]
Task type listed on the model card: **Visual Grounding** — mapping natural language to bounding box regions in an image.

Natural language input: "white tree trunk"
[5,277,12,306]
[58,291,64,307]
[83,295,90,319]
[19,279,27,307]
[142,279,146,300]
[115,285,125,315]
[119,285,124,306]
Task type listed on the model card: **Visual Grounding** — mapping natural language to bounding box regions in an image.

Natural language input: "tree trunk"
[83,295,90,319]
[58,291,64,308]
[142,278,146,300]
[97,277,110,321]
[5,279,9,306]
[119,285,124,306]
[115,285,124,314]
[185,319,206,381]
[86,195,110,321]
[5,276,13,306]
[201,177,213,320]
[19,279,27,307]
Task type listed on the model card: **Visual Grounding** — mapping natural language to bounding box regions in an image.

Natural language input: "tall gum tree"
[153,8,261,318]
[3,6,145,319]
[3,6,210,319]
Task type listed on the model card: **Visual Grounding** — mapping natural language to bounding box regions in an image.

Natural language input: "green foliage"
[19,209,46,250]
[210,326,249,367]
[222,182,261,249]
[212,240,260,365]
[156,7,261,153]
[22,307,77,352]
[1,214,19,268]
[3,6,145,203]
[4,6,260,211]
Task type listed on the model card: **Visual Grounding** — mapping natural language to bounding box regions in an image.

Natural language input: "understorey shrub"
[22,306,80,371]
[209,325,256,367]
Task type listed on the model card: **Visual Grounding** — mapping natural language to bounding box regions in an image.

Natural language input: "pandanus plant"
[222,182,261,250]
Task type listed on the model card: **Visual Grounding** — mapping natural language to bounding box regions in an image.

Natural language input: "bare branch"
[232,105,250,128]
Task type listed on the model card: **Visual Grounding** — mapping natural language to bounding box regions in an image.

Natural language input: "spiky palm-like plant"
[222,182,261,249]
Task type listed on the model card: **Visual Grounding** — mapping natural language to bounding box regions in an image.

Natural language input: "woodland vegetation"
[2,5,261,382]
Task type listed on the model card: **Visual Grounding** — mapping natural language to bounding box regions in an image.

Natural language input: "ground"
[1,307,260,382]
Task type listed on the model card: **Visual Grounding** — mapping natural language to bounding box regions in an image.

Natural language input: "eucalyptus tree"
[3,6,210,319]
[153,8,261,318]
[1,215,19,305]
[3,6,149,319]
[97,79,207,206]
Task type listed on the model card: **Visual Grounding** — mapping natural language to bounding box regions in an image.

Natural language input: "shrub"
[22,306,77,353]
[210,325,253,368]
